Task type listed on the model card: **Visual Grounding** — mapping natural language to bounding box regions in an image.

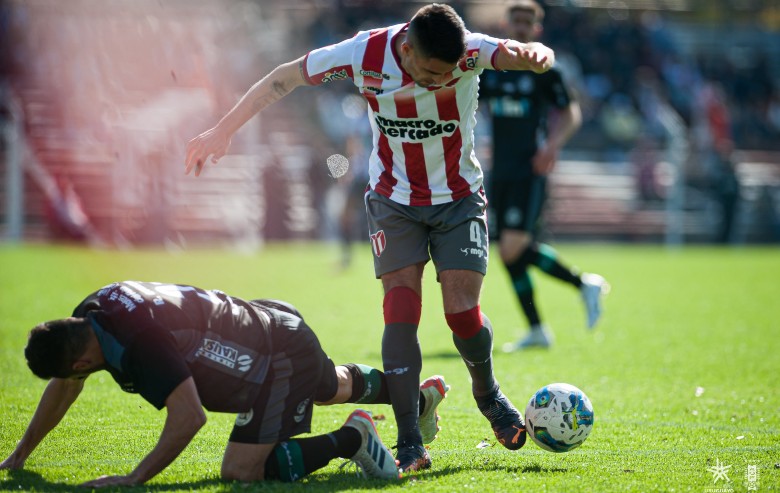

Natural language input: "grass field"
[0,243,778,492]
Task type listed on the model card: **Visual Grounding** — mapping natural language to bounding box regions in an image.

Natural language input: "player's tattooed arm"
[185,56,308,175]
[241,58,310,116]
[237,57,305,117]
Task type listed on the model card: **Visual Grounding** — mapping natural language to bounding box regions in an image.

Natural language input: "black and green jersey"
[72,281,277,413]
[479,66,571,179]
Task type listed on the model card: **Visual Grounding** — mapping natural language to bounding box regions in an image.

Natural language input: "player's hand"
[79,474,139,488]
[532,145,558,175]
[0,454,25,471]
[184,126,232,177]
[498,41,554,74]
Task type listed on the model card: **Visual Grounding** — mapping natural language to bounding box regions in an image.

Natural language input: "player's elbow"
[177,407,207,436]
[190,409,207,431]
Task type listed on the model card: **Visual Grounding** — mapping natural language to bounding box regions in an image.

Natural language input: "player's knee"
[221,462,264,482]
[383,286,422,325]
[504,242,539,278]
[445,305,483,339]
[499,232,532,264]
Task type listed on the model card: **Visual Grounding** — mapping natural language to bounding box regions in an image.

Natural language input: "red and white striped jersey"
[303,23,503,206]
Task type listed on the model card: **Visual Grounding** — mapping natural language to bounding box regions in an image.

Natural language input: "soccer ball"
[524,383,594,453]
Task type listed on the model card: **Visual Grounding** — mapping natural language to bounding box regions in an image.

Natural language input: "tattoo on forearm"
[251,94,276,113]
[250,81,289,113]
[271,80,287,97]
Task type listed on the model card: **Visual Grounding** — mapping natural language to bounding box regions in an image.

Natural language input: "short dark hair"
[508,0,545,23]
[408,3,467,64]
[25,318,92,379]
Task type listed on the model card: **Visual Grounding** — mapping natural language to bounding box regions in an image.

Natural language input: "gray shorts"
[365,189,489,278]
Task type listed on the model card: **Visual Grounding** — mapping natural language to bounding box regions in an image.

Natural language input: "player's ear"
[72,359,91,372]
[534,23,543,38]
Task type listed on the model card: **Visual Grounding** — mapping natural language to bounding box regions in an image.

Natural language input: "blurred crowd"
[1,0,778,244]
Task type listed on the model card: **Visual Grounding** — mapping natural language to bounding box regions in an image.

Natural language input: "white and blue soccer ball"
[524,383,594,453]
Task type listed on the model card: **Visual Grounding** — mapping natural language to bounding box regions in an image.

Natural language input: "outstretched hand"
[80,474,140,488]
[0,454,25,471]
[497,41,554,74]
[184,127,232,177]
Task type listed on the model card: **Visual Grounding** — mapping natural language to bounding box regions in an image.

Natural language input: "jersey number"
[469,221,482,248]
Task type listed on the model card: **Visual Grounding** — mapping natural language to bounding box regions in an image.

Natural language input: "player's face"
[508,10,540,43]
[402,44,458,88]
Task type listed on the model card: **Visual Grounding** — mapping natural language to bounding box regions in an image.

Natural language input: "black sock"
[382,322,422,445]
[530,243,582,287]
[505,247,542,326]
[452,313,498,399]
[510,270,541,326]
[264,428,361,481]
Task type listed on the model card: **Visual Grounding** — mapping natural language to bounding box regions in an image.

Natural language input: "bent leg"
[222,442,275,482]
[316,364,391,406]
[440,269,525,450]
[440,269,497,398]
[499,229,532,265]
[222,431,362,482]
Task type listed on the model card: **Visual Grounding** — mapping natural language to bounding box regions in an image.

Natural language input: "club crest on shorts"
[370,230,386,257]
[235,409,253,427]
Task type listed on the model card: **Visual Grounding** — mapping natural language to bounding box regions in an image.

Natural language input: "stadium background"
[0,0,778,247]
[1,3,779,491]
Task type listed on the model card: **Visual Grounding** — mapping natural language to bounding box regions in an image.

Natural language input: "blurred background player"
[479,1,608,350]
[1,281,451,485]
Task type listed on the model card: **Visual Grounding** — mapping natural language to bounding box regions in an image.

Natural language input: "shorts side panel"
[428,190,489,275]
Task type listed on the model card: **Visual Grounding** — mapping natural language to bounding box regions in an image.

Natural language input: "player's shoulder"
[348,23,405,44]
[72,290,102,317]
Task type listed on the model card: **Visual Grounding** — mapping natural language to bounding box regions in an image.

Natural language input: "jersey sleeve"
[95,283,192,409]
[461,32,505,72]
[72,291,101,317]
[302,34,358,86]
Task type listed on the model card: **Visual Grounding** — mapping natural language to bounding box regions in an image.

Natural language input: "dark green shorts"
[229,304,337,444]
[365,189,489,278]
[488,174,547,238]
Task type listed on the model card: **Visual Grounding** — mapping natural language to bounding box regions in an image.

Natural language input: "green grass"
[1,243,778,492]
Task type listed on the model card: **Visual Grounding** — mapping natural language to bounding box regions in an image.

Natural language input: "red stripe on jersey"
[390,24,414,87]
[445,77,461,88]
[395,93,431,206]
[362,29,389,90]
[362,29,396,197]
[401,68,414,87]
[435,88,471,200]
[364,91,396,197]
